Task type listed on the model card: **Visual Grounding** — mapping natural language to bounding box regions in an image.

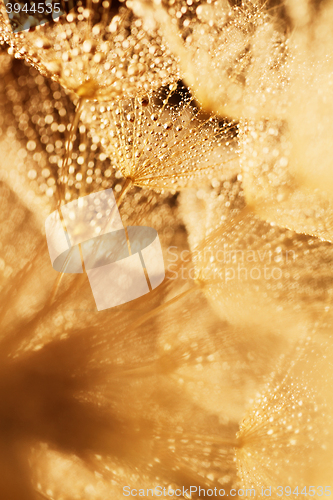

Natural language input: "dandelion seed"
[130,0,288,118]
[237,336,333,488]
[0,2,179,100]
[81,84,238,191]
[180,177,333,337]
[239,119,333,242]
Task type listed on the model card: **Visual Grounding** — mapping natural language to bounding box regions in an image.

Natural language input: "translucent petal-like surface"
[237,333,333,493]
[180,179,333,338]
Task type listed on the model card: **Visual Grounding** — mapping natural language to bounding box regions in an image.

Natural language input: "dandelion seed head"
[1,0,333,495]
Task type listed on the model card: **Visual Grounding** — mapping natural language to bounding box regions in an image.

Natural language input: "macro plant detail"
[0,0,333,498]
[239,119,333,243]
[129,0,289,119]
[0,1,179,100]
[81,84,238,191]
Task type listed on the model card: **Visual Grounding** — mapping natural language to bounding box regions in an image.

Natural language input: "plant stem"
[57,97,85,207]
